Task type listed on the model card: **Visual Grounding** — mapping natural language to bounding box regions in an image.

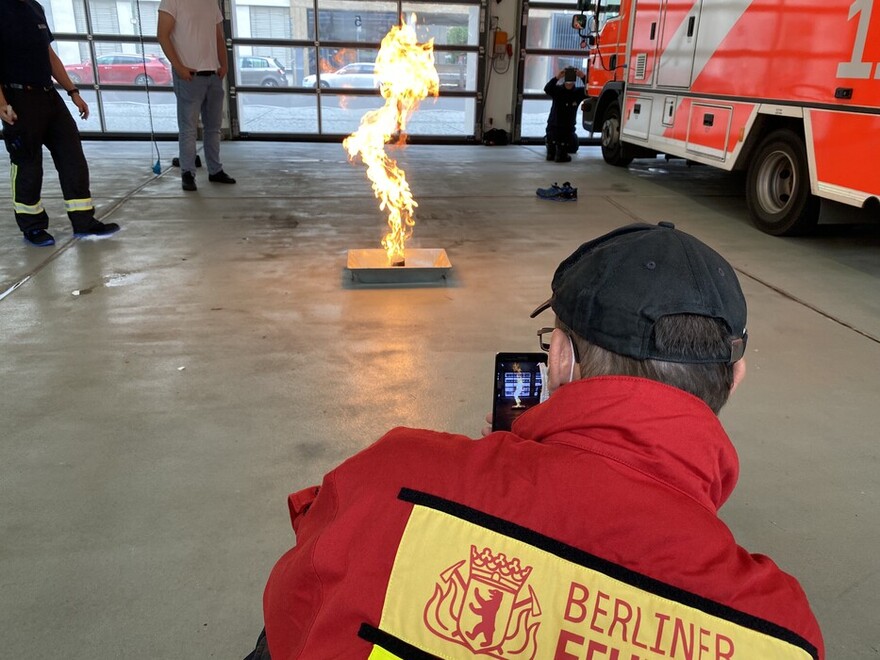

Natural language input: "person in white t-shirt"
[157,0,236,191]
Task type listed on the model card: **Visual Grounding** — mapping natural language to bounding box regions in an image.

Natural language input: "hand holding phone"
[491,352,548,432]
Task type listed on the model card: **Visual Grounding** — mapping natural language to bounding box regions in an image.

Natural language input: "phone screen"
[564,67,577,82]
[491,352,548,432]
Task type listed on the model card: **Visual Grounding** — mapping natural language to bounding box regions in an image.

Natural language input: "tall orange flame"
[343,16,439,266]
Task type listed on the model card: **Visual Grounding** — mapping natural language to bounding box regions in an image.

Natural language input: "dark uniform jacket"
[544,76,585,139]
[0,0,54,86]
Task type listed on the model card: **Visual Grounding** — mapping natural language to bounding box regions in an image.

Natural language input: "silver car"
[238,56,289,87]
[302,63,378,89]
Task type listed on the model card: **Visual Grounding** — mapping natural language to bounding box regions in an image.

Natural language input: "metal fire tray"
[347,248,452,284]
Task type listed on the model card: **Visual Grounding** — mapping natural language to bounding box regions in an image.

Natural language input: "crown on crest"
[469,545,532,594]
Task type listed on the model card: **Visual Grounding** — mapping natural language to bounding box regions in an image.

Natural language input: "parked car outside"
[302,63,378,89]
[65,53,171,86]
[237,56,289,87]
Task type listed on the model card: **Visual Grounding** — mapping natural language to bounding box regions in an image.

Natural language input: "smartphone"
[564,67,577,83]
[492,352,548,432]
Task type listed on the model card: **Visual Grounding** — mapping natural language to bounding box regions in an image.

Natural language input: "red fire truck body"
[581,0,880,235]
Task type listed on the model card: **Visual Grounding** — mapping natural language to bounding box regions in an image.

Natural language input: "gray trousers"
[172,71,224,176]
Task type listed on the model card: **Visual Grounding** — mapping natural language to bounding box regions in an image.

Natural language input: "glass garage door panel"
[103,91,177,132]
[55,39,171,88]
[520,54,591,139]
[233,47,296,88]
[404,96,476,136]
[319,95,385,135]
[309,2,399,42]
[238,93,319,134]
[42,0,86,32]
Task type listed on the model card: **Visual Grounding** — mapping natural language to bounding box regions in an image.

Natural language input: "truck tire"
[746,129,820,236]
[601,100,633,167]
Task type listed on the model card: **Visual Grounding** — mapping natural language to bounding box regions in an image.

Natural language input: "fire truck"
[578,0,880,235]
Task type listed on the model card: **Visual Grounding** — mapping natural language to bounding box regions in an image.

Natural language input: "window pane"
[79,0,159,37]
[526,8,589,50]
[53,40,94,76]
[43,0,87,33]
[404,96,476,136]
[101,90,177,132]
[402,3,481,46]
[304,48,379,90]
[311,3,399,43]
[523,53,588,94]
[238,93,319,134]
[435,51,477,92]
[318,94,474,137]
[521,97,552,139]
[58,40,171,87]
[233,46,293,88]
[319,94,385,135]
[521,98,591,139]
[86,0,119,34]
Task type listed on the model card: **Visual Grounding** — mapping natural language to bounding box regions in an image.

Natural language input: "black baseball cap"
[530,222,747,364]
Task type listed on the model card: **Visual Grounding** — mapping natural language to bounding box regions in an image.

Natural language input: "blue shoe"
[536,181,577,201]
[536,182,563,198]
[23,228,55,246]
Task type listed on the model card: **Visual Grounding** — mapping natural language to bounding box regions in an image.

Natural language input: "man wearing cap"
[250,223,824,659]
[0,0,120,246]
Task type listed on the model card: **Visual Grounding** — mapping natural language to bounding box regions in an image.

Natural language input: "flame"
[343,15,439,266]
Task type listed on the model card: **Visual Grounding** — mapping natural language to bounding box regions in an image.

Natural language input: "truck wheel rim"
[602,117,620,148]
[757,150,796,214]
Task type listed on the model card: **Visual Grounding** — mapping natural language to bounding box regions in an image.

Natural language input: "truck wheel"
[601,100,633,167]
[746,129,820,236]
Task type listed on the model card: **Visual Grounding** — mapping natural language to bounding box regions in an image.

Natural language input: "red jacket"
[263,376,824,659]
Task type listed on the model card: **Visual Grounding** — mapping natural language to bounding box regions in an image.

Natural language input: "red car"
[65,54,172,86]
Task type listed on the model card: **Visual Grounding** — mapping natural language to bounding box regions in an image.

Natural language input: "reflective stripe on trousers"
[64,198,94,213]
[10,163,44,215]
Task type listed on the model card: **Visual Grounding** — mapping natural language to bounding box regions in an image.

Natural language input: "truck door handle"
[650,22,656,40]
[703,113,714,127]
[687,16,696,37]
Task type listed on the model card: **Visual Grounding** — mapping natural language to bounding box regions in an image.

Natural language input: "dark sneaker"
[23,228,55,247]
[208,170,236,184]
[554,151,572,163]
[75,221,120,237]
[182,171,197,191]
[536,181,577,201]
[536,182,564,199]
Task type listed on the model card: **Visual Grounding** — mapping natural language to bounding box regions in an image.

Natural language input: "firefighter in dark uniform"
[544,68,587,163]
[0,0,119,246]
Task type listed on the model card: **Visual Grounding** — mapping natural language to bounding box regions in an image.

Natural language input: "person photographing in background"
[544,67,587,163]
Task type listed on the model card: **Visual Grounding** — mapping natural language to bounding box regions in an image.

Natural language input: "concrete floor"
[0,141,878,658]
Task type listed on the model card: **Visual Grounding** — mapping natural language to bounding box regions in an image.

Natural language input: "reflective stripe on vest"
[371,489,818,660]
